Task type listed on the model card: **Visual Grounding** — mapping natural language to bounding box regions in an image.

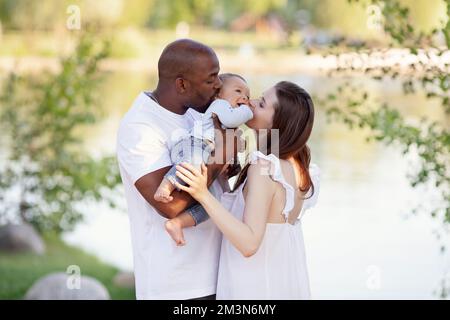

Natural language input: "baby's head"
[217,73,250,108]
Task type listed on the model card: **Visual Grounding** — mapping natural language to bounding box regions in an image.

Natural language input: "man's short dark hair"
[158,39,216,80]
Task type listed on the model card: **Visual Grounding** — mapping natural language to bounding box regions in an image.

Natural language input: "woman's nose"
[248,99,258,110]
[246,100,255,112]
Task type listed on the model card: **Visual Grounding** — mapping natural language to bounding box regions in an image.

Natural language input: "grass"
[0,234,135,300]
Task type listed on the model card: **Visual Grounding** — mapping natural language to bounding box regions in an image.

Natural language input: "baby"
[154,73,252,245]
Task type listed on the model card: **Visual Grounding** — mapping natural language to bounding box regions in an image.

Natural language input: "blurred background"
[0,0,449,300]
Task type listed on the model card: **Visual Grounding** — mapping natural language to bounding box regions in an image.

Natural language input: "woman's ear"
[175,77,190,93]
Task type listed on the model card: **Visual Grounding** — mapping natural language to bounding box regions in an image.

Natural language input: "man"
[116,39,239,300]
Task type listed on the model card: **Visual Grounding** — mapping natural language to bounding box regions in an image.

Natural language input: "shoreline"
[1,47,448,76]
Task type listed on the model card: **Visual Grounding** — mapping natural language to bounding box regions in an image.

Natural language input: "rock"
[113,271,135,288]
[25,272,110,300]
[0,223,45,254]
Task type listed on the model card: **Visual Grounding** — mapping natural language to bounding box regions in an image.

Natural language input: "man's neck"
[151,88,187,115]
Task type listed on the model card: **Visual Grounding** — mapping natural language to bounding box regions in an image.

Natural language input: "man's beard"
[207,89,220,105]
[206,94,216,107]
[185,102,208,113]
[199,95,217,111]
[186,90,219,112]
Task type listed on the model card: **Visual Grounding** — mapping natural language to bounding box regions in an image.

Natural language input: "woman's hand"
[175,162,210,203]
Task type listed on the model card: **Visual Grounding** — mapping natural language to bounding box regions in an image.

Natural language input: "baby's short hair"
[219,73,247,84]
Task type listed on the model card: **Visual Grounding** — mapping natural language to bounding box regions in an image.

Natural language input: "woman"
[174,81,320,299]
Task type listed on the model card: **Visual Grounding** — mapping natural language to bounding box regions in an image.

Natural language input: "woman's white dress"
[216,151,320,300]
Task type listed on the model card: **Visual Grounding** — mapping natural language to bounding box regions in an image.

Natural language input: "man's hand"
[135,167,195,219]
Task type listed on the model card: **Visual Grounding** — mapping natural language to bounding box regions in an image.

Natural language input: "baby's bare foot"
[154,180,175,203]
[165,219,186,246]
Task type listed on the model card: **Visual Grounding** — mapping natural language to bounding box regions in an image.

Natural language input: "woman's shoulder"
[247,159,274,177]
[243,161,277,201]
[246,153,279,190]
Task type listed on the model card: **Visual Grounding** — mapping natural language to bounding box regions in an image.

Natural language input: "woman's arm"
[174,161,275,257]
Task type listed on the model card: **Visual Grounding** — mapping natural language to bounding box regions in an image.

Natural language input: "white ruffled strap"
[249,151,295,220]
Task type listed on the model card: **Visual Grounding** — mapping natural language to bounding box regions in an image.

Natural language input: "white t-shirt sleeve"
[117,122,171,184]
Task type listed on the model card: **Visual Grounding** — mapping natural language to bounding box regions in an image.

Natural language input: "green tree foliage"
[0,34,122,234]
[317,0,449,297]
[0,0,332,32]
[147,0,215,27]
[0,0,67,30]
[0,0,124,31]
[0,0,443,41]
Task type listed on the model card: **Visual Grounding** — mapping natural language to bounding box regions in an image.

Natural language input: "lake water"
[2,69,448,299]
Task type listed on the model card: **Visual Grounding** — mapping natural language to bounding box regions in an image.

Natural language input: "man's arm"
[134,114,240,219]
[135,163,223,219]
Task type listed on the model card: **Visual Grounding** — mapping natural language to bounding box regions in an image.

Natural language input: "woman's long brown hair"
[233,81,315,198]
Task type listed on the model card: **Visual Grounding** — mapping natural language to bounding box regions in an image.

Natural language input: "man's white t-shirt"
[116,92,223,300]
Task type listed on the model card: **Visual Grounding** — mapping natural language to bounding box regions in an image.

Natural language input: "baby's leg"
[155,137,190,203]
[157,137,207,204]
[154,177,176,203]
[165,212,196,246]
